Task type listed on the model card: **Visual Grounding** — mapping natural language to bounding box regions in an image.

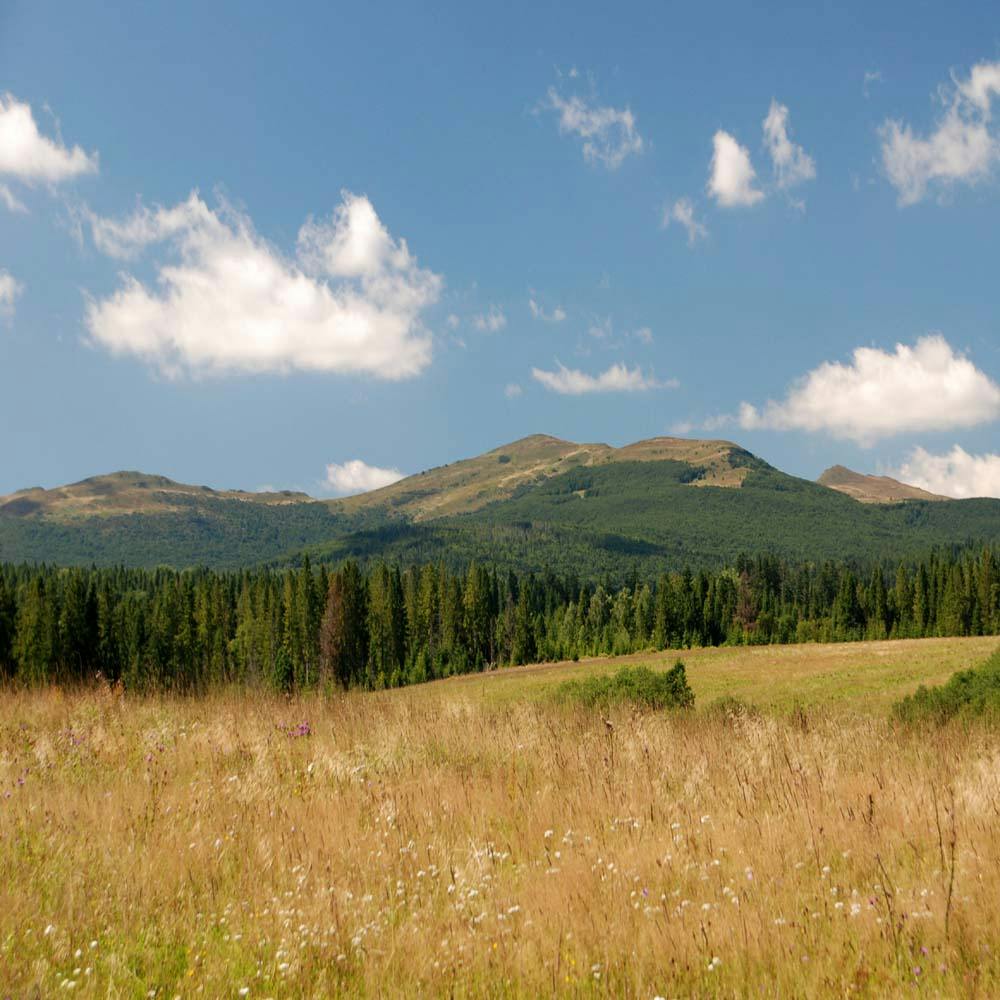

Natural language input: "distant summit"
[817,465,946,504]
[0,471,312,520]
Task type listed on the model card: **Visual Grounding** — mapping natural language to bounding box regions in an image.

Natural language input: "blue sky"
[2,0,1000,499]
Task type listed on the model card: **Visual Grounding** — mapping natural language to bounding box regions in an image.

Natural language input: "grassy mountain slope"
[0,471,311,520]
[2,437,999,573]
[818,465,947,503]
[328,434,751,520]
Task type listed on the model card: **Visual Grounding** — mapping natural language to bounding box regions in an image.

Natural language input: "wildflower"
[708,956,722,971]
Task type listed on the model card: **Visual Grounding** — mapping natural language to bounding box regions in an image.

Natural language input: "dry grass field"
[3,636,1000,997]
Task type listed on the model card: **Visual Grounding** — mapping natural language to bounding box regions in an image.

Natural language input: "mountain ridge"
[818,464,947,504]
[1,435,998,573]
[328,434,756,521]
[0,470,312,520]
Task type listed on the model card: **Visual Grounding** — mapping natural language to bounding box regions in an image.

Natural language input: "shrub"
[705,694,758,724]
[556,663,694,711]
[893,648,1000,724]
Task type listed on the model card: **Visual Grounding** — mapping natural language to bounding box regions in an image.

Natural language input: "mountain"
[0,471,312,519]
[0,472,346,569]
[2,436,999,575]
[817,465,947,504]
[330,434,752,520]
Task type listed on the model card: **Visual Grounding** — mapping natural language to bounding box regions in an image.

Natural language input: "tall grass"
[3,680,1000,996]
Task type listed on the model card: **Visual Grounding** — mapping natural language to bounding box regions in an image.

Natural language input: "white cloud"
[83,190,442,379]
[324,459,406,496]
[895,444,1000,499]
[863,70,883,99]
[0,269,23,316]
[662,197,708,243]
[762,100,815,191]
[959,61,1000,113]
[736,334,1000,445]
[634,326,654,345]
[701,413,733,433]
[880,60,1000,205]
[0,94,97,185]
[473,305,506,333]
[504,382,523,398]
[588,316,612,340]
[0,184,26,213]
[528,297,566,323]
[531,361,671,395]
[708,130,764,207]
[542,87,644,170]
[446,313,460,329]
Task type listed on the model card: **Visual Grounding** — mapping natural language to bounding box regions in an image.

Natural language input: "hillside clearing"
[425,635,1000,711]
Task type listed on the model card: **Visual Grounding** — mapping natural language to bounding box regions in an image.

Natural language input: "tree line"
[0,547,998,690]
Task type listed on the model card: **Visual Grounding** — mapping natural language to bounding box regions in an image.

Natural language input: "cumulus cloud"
[324,459,406,496]
[736,335,1000,445]
[0,94,97,187]
[894,444,1000,499]
[473,305,506,333]
[880,60,1000,205]
[0,269,23,316]
[83,190,442,379]
[708,131,764,207]
[662,197,708,243]
[762,100,815,190]
[528,297,566,323]
[531,361,671,395]
[504,382,523,398]
[542,87,644,170]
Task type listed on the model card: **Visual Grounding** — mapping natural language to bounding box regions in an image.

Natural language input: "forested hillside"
[2,547,998,690]
[3,437,1000,575]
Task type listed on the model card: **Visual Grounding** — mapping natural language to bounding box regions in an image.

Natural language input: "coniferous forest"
[1,546,998,690]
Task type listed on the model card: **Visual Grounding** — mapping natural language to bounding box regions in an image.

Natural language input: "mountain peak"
[0,470,314,519]
[818,465,946,504]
